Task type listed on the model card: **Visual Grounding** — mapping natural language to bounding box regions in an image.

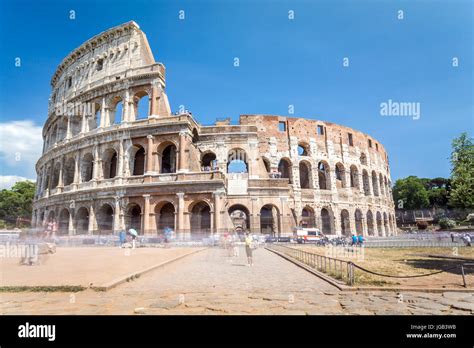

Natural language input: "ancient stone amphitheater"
[32,21,396,239]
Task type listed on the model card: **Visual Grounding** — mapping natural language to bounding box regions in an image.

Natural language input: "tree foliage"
[448,133,474,209]
[0,181,36,223]
[392,176,430,210]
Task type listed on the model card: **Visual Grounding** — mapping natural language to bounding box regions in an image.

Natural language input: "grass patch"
[0,285,85,292]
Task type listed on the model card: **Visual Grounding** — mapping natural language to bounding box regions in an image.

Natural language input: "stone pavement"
[0,247,473,315]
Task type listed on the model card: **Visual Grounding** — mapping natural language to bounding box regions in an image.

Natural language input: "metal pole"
[461,265,466,288]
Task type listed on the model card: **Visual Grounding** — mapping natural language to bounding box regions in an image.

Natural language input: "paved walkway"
[1,247,473,314]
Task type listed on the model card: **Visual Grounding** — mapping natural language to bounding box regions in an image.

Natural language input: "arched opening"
[97,204,114,234]
[299,161,312,188]
[367,210,374,236]
[355,209,363,235]
[125,204,142,233]
[160,144,177,173]
[384,176,389,197]
[340,209,351,236]
[318,161,330,190]
[278,158,292,183]
[228,204,250,234]
[360,153,367,165]
[81,153,94,182]
[58,208,70,235]
[190,201,211,235]
[350,165,359,189]
[376,211,383,236]
[297,142,309,156]
[156,202,175,233]
[383,212,389,235]
[260,204,280,236]
[192,129,199,144]
[301,206,316,228]
[379,173,385,196]
[335,163,346,188]
[227,148,248,173]
[201,152,216,172]
[103,149,117,179]
[75,207,89,234]
[362,170,370,196]
[135,91,149,120]
[63,157,75,186]
[132,146,145,176]
[70,115,82,137]
[372,171,379,196]
[112,97,123,124]
[90,102,100,130]
[321,208,332,235]
[52,162,61,188]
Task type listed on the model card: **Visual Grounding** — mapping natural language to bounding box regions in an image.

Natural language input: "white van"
[294,228,323,244]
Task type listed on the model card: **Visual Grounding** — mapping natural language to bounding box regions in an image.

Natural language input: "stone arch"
[320,207,334,235]
[372,171,379,196]
[134,90,150,120]
[102,148,118,179]
[52,162,61,188]
[335,162,346,188]
[366,210,374,236]
[58,208,70,235]
[379,173,385,196]
[350,165,359,189]
[97,203,114,234]
[297,142,310,156]
[81,153,94,182]
[110,96,123,124]
[362,169,370,196]
[299,160,312,189]
[278,158,292,183]
[360,153,367,165]
[227,148,248,173]
[63,157,75,186]
[318,161,330,190]
[90,102,100,130]
[189,200,211,235]
[355,209,363,235]
[340,209,351,236]
[75,207,89,234]
[157,141,177,174]
[125,203,142,233]
[201,151,217,171]
[301,206,316,228]
[262,156,271,174]
[376,211,383,236]
[383,212,389,236]
[131,145,145,176]
[260,204,280,236]
[228,204,250,233]
[155,201,176,233]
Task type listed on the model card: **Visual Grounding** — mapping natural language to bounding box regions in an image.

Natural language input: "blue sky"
[0,0,472,188]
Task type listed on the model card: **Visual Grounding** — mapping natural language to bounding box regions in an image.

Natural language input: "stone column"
[117,139,124,181]
[213,191,223,235]
[57,159,64,192]
[176,192,185,239]
[73,153,80,187]
[178,130,187,172]
[113,197,122,233]
[122,89,130,123]
[88,204,95,235]
[100,97,107,128]
[66,116,72,139]
[143,194,151,235]
[146,135,154,174]
[92,145,100,181]
[68,209,75,236]
[150,82,159,116]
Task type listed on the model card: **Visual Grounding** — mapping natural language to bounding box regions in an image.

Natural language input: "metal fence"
[267,244,354,285]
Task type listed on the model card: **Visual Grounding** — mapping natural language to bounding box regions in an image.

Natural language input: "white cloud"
[0,175,35,190]
[0,120,42,178]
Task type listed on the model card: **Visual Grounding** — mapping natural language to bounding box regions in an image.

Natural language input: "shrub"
[416,221,429,230]
[439,218,456,230]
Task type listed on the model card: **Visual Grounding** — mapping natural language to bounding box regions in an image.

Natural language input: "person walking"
[245,233,253,266]
[463,234,471,247]
[351,234,358,246]
[450,232,455,243]
[358,234,364,246]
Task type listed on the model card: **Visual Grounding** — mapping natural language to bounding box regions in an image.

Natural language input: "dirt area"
[0,246,205,289]
[294,245,474,288]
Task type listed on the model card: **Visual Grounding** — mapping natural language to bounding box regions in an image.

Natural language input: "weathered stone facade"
[32,21,396,238]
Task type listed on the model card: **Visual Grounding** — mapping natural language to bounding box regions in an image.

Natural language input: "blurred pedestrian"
[245,233,253,266]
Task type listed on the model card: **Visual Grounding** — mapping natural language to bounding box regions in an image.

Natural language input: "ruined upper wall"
[50,21,158,103]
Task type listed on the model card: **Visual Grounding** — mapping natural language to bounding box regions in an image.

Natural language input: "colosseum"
[32,21,397,239]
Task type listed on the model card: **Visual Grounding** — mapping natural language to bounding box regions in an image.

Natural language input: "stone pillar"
[81,109,87,134]
[66,116,72,139]
[178,130,187,172]
[122,89,130,123]
[150,82,159,116]
[117,139,124,181]
[73,153,80,187]
[213,191,224,235]
[68,210,75,236]
[88,204,95,235]
[146,135,154,174]
[100,98,107,128]
[143,194,151,235]
[176,192,185,239]
[92,145,100,181]
[113,196,122,233]
[57,160,64,192]
[250,197,259,234]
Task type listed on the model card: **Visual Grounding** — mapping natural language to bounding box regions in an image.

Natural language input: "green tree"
[448,133,474,209]
[393,176,430,210]
[0,181,36,224]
